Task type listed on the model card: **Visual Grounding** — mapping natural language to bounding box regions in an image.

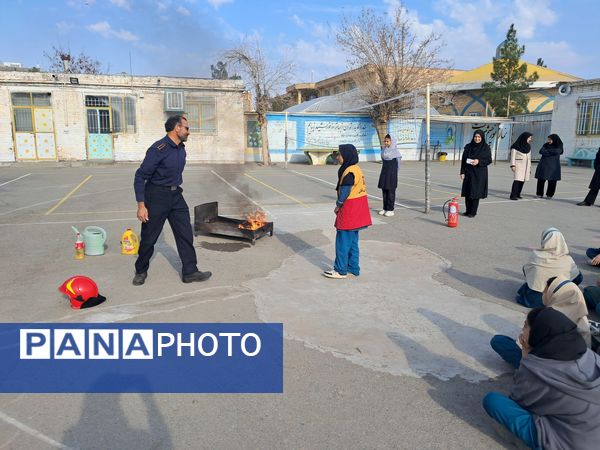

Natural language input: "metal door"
[86,108,114,160]
[33,108,56,159]
[510,119,551,161]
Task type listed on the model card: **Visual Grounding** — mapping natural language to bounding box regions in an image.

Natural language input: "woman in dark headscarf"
[535,134,564,198]
[483,307,600,450]
[377,134,402,217]
[509,132,533,200]
[460,130,492,217]
[323,144,372,279]
[577,147,600,206]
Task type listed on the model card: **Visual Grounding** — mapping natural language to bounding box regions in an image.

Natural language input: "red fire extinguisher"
[443,197,459,228]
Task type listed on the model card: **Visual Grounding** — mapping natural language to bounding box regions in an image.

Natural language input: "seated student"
[583,277,600,315]
[483,307,600,450]
[492,276,591,368]
[517,227,582,308]
[586,247,600,266]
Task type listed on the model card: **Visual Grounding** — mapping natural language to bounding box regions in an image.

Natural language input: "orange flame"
[239,210,268,230]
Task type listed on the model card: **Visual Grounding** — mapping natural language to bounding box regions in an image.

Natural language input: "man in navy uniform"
[132,115,211,285]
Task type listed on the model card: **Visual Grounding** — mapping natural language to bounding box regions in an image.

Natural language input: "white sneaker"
[323,269,347,279]
[378,210,386,215]
[384,210,395,217]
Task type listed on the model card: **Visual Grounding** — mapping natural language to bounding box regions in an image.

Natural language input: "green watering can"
[72,226,107,256]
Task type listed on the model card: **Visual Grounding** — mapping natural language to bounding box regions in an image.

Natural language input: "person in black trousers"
[577,147,600,206]
[132,115,212,286]
[377,134,401,217]
[535,134,563,198]
[460,130,492,217]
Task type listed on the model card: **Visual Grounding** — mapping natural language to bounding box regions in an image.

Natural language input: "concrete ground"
[0,159,598,449]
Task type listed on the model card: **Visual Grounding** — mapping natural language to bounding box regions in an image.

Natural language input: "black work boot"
[182,271,212,283]
[132,272,147,286]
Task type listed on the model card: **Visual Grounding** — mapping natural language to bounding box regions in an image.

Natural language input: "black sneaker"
[577,201,591,206]
[132,272,147,286]
[182,271,212,283]
[510,196,518,200]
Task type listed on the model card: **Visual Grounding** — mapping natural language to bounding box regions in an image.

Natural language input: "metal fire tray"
[193,202,273,244]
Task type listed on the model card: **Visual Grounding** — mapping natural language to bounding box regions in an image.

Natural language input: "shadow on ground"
[387,332,512,449]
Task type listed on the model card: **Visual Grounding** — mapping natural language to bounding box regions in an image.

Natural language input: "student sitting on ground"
[583,277,600,315]
[586,246,600,266]
[517,227,582,308]
[483,307,600,450]
[492,276,591,368]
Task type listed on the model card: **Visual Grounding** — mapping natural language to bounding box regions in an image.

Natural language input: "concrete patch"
[248,240,524,382]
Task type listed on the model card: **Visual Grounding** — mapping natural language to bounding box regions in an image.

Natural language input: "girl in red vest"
[324,144,373,279]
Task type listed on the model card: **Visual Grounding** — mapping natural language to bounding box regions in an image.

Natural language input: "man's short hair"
[165,115,186,132]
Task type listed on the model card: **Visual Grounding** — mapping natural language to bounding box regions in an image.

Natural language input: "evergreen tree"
[211,61,229,79]
[482,24,539,117]
[536,57,547,68]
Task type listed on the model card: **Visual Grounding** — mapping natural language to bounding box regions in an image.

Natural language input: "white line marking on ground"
[0,410,73,449]
[0,187,130,217]
[210,170,274,218]
[290,170,420,210]
[0,173,31,188]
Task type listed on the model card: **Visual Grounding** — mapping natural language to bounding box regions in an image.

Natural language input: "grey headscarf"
[381,138,402,161]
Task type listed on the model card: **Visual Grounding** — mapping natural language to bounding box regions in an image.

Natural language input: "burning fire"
[239,210,268,230]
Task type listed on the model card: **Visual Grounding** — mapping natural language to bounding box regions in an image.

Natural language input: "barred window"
[576,98,600,135]
[186,97,216,133]
[85,95,136,133]
[14,109,33,132]
[85,96,109,107]
[11,92,52,132]
[111,96,136,133]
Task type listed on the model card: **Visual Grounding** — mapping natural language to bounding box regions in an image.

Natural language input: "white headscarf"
[523,227,580,292]
[543,276,591,347]
[381,138,402,161]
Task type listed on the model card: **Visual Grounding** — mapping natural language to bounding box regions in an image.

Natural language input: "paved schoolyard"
[0,160,598,449]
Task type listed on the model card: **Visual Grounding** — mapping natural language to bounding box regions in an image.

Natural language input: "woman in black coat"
[577,147,600,206]
[460,130,492,217]
[535,134,563,198]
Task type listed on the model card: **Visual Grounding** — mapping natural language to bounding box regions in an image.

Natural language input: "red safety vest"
[335,165,373,230]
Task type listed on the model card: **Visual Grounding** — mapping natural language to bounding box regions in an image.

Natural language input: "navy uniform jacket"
[134,136,186,202]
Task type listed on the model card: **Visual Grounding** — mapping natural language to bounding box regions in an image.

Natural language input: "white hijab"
[523,227,580,292]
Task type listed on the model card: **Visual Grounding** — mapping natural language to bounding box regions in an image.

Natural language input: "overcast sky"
[1,0,597,89]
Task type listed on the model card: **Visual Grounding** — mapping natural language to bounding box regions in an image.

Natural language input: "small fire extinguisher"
[443,197,459,228]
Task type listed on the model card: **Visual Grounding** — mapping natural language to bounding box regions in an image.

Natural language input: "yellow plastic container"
[439,154,447,162]
[121,228,139,255]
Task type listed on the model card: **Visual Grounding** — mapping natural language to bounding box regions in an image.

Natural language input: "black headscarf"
[527,307,587,361]
[336,144,359,189]
[511,132,532,154]
[543,134,564,150]
[467,130,487,151]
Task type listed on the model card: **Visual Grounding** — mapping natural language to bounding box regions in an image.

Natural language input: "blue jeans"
[516,272,583,308]
[583,286,600,314]
[516,283,543,308]
[334,230,360,276]
[483,392,540,449]
[587,247,600,260]
[491,335,521,368]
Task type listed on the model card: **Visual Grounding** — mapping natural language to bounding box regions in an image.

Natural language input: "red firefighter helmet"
[58,275,107,309]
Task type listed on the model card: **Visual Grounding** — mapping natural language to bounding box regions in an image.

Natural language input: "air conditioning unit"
[164,90,184,111]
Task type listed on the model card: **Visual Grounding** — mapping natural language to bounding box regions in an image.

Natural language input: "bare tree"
[224,39,294,165]
[337,5,450,144]
[44,46,103,74]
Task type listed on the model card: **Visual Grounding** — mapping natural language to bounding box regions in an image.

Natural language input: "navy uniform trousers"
[135,183,198,276]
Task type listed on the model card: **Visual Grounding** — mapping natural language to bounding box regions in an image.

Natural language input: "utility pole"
[284,112,288,169]
[425,84,431,214]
